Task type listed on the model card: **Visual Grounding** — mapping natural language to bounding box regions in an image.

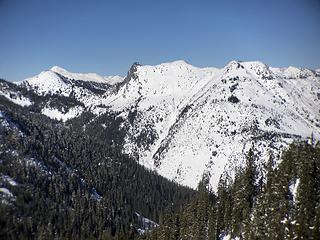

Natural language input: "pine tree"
[231,147,257,239]
[216,174,233,238]
[295,142,320,239]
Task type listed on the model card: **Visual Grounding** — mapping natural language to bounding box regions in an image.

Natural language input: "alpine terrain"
[1,60,320,239]
[11,60,320,189]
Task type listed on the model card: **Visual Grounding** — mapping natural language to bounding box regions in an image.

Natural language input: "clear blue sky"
[1,0,320,81]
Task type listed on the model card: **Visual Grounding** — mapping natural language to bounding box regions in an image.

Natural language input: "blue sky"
[0,0,320,81]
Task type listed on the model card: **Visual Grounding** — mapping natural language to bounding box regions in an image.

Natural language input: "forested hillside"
[0,95,195,239]
[141,141,320,240]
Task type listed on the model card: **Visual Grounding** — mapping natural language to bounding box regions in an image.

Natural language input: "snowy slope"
[100,60,220,167]
[6,60,320,189]
[150,61,320,188]
[0,80,32,107]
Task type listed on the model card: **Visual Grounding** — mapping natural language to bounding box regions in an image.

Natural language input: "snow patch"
[1,175,18,186]
[135,212,159,235]
[41,106,83,122]
[0,187,15,204]
[289,178,300,203]
[91,188,102,201]
[221,234,240,240]
[0,188,13,197]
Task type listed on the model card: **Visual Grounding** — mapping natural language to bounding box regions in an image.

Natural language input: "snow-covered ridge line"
[50,66,124,84]
[19,60,318,89]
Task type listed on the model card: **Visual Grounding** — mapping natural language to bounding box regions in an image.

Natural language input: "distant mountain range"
[1,60,320,189]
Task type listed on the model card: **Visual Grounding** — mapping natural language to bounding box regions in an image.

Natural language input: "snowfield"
[41,106,84,122]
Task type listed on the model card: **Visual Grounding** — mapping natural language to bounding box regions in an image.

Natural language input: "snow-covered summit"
[19,65,124,99]
[159,59,190,66]
[23,70,69,95]
[21,66,123,91]
[50,66,69,74]
[104,60,220,111]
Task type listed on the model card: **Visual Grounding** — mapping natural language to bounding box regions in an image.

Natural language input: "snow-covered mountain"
[2,60,320,189]
[97,60,320,189]
[21,66,124,97]
[15,66,124,120]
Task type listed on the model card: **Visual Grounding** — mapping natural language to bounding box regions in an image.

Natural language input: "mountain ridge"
[1,60,320,189]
